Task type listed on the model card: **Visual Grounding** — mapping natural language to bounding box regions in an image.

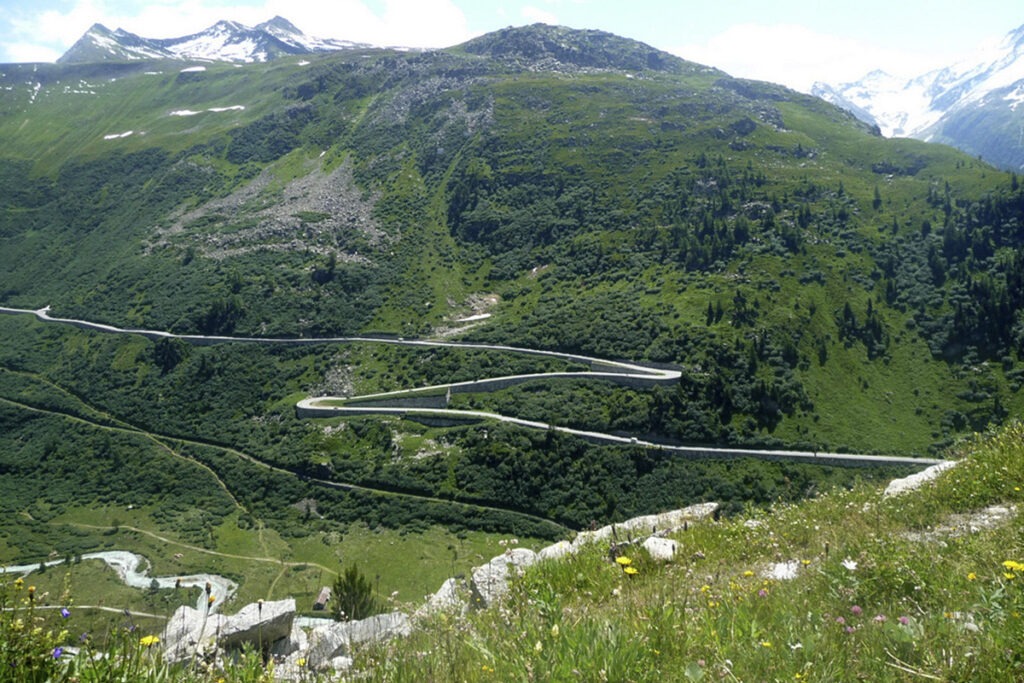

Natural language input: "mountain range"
[813,23,1024,171]
[3,19,1024,652]
[58,15,371,64]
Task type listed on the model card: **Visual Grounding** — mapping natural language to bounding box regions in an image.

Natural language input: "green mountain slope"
[1,25,1023,601]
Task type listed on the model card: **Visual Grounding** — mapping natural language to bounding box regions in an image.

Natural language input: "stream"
[0,550,238,613]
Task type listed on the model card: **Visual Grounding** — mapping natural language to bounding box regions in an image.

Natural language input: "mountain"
[3,23,1024,612]
[57,16,372,64]
[812,23,1024,170]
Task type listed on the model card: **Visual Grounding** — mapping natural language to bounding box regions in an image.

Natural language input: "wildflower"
[208,595,216,606]
[615,556,632,566]
[1005,572,1016,580]
[139,635,160,647]
[758,589,768,598]
[534,641,543,653]
[14,577,23,588]
[873,614,887,623]
[845,626,856,634]
[297,658,306,668]
[841,558,858,571]
[850,605,863,616]
[898,616,909,626]
[550,624,559,638]
[760,641,772,648]
[61,607,71,618]
[835,616,846,625]
[624,566,639,576]
[967,572,977,581]
[52,647,63,659]
[743,570,755,577]
[800,559,811,566]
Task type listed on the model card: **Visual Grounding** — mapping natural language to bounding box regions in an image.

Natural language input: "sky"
[1,0,1022,91]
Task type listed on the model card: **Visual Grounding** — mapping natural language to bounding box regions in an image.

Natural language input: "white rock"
[269,621,307,659]
[162,605,226,663]
[884,461,957,497]
[415,577,465,618]
[571,503,719,549]
[220,598,295,651]
[643,536,678,561]
[470,548,537,608]
[303,611,411,667]
[538,540,574,561]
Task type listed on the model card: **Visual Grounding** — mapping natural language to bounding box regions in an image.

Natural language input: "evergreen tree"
[332,563,379,622]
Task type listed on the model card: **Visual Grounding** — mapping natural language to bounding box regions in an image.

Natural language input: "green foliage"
[331,563,380,622]
[362,420,1024,682]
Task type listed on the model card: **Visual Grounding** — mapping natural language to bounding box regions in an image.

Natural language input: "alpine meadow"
[2,21,1024,681]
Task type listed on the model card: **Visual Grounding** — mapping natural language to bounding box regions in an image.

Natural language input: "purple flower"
[758,589,768,598]
[835,616,846,625]
[850,605,863,616]
[52,647,63,659]
[873,614,887,623]
[898,616,910,625]
[845,626,856,634]
[60,607,70,618]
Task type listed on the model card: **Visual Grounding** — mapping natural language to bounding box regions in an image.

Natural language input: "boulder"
[571,503,719,549]
[415,577,466,618]
[269,621,307,659]
[642,536,678,561]
[162,605,226,663]
[303,612,411,667]
[538,540,573,561]
[470,548,537,608]
[883,461,957,497]
[219,598,295,651]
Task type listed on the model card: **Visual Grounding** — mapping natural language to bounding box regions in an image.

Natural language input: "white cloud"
[672,23,945,92]
[4,42,63,63]
[521,6,560,26]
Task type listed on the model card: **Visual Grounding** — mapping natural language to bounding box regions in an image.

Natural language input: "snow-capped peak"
[813,21,1024,140]
[58,17,373,64]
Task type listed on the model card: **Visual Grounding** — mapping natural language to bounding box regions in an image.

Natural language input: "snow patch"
[298,60,310,66]
[1005,85,1024,111]
[180,66,207,73]
[169,105,245,117]
[457,313,491,322]
[103,130,134,140]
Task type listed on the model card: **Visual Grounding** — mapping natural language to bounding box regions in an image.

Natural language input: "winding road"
[0,305,943,468]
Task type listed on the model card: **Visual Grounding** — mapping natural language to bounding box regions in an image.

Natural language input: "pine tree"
[332,563,379,622]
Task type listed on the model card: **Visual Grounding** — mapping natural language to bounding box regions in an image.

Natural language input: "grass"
[5,420,1023,681]
[360,420,1024,681]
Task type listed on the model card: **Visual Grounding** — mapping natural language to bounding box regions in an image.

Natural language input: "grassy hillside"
[4,421,1022,681]
[2,24,1024,622]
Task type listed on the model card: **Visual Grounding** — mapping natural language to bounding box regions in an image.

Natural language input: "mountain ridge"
[57,15,373,64]
[812,21,1024,170]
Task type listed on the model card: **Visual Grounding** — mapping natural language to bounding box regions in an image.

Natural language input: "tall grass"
[364,421,1024,681]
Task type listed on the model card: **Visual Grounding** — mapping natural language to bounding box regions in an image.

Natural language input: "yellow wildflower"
[615,556,632,566]
[761,641,772,648]
[743,570,755,577]
[139,635,160,647]
[967,572,977,581]
[624,566,639,576]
